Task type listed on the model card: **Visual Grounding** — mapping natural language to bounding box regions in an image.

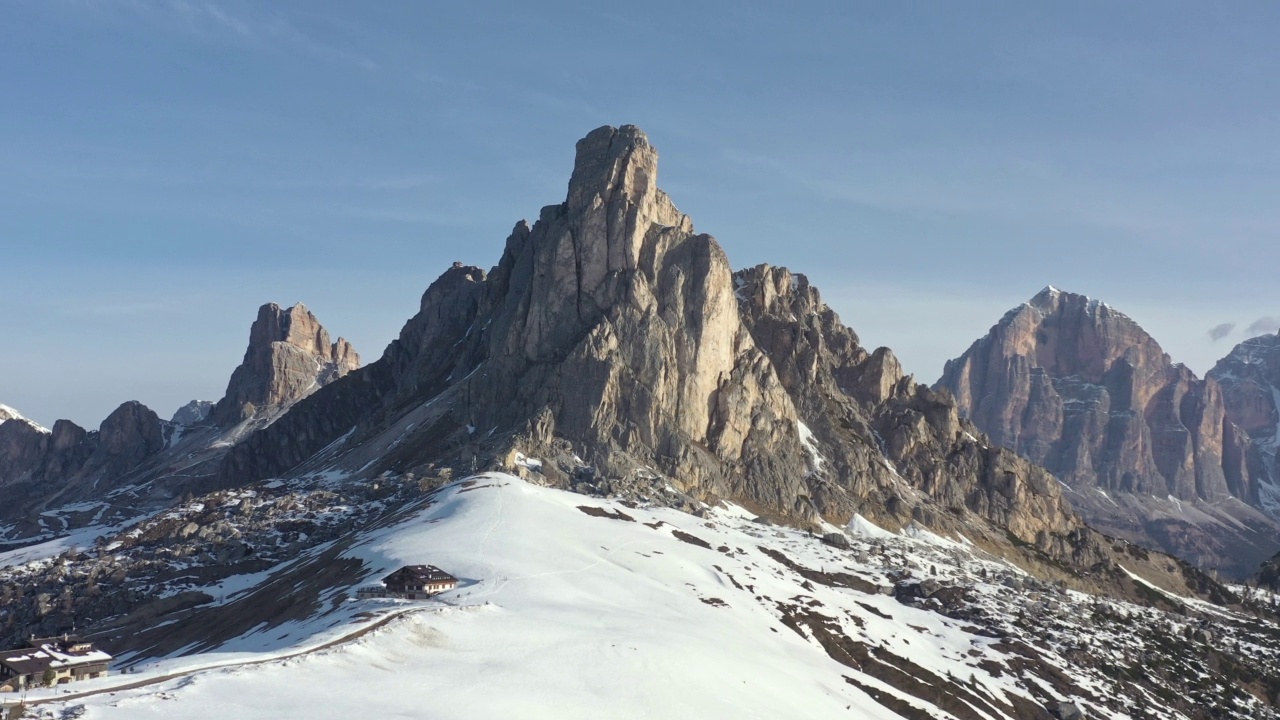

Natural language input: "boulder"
[821,532,851,550]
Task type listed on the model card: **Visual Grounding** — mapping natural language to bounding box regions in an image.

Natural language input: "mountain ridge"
[3,124,1280,719]
[214,126,1100,573]
[937,285,1280,576]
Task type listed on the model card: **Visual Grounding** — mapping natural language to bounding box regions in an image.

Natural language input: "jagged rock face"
[98,401,166,477]
[171,400,214,426]
[1210,333,1280,496]
[211,303,359,425]
[0,400,164,497]
[939,287,1249,502]
[937,288,1280,575]
[733,265,1080,546]
[0,417,51,485]
[0,304,358,542]
[445,126,812,517]
[222,127,1087,559]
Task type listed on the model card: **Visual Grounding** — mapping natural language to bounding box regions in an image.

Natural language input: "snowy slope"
[0,403,48,433]
[25,473,1268,719]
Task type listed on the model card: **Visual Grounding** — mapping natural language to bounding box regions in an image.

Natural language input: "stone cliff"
[0,304,356,533]
[937,287,1280,574]
[219,126,1096,570]
[211,302,359,426]
[1210,332,1280,502]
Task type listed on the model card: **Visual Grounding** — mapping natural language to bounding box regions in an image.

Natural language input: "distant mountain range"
[936,286,1280,576]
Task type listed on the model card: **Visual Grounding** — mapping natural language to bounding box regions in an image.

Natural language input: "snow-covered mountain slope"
[0,404,47,433]
[19,474,1279,720]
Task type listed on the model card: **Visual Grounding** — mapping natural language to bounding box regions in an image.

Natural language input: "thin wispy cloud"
[123,0,379,71]
[1246,316,1280,336]
[1208,322,1235,341]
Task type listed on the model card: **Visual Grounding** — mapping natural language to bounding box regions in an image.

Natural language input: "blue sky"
[3,1,1280,428]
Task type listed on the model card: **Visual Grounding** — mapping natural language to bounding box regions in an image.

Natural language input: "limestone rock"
[734,265,1080,547]
[937,287,1280,574]
[171,400,214,426]
[221,126,1090,569]
[0,415,51,486]
[1209,332,1280,491]
[939,287,1245,500]
[211,303,359,425]
[0,399,166,505]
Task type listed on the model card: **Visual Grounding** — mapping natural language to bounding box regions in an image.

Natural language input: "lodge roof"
[383,565,457,586]
[0,637,111,676]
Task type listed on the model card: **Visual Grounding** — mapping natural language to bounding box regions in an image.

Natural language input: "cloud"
[1208,323,1235,341]
[1246,316,1280,336]
[125,1,380,71]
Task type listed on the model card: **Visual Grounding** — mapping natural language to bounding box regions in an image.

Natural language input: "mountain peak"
[211,302,360,426]
[171,399,214,426]
[939,288,1274,573]
[0,403,47,433]
[222,123,1084,556]
[567,124,657,214]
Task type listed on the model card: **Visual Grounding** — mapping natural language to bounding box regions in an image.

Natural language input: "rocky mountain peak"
[98,400,165,469]
[1210,332,1280,495]
[938,288,1276,574]
[0,404,47,434]
[171,400,214,426]
[211,302,359,426]
[567,124,658,213]
[223,126,1091,571]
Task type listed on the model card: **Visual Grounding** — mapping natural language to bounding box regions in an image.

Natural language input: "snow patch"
[796,421,826,473]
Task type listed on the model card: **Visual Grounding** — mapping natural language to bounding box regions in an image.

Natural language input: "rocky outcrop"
[0,306,359,542]
[0,401,165,501]
[937,287,1280,575]
[171,400,214,426]
[219,126,1095,571]
[224,126,815,519]
[939,287,1249,502]
[211,303,359,426]
[97,401,166,477]
[0,415,53,485]
[1210,332,1280,500]
[733,264,1080,547]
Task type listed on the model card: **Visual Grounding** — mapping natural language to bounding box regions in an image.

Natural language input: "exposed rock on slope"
[0,305,356,540]
[211,302,359,426]
[1210,332,1280,508]
[220,126,1107,580]
[172,400,214,426]
[937,286,1280,575]
[734,265,1078,546]
[0,400,166,525]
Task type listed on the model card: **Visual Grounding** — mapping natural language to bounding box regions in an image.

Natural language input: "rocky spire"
[211,303,359,426]
[221,125,1088,560]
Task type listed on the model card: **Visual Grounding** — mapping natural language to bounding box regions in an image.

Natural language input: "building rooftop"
[383,565,457,585]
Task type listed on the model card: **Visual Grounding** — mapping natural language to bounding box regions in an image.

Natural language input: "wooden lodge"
[0,635,111,691]
[356,565,459,600]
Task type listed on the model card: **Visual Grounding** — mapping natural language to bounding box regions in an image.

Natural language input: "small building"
[356,565,459,600]
[0,636,111,692]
